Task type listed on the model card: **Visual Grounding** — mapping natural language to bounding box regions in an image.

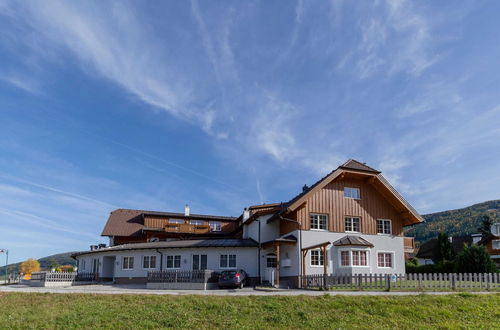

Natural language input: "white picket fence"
[300,273,500,291]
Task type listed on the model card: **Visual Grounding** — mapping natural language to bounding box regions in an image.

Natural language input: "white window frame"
[220,254,237,269]
[166,255,181,269]
[377,251,395,269]
[344,187,360,199]
[190,220,205,225]
[338,248,370,268]
[345,216,361,233]
[310,213,328,231]
[192,254,208,270]
[492,240,500,250]
[310,249,325,267]
[168,219,184,224]
[376,219,392,235]
[122,256,134,270]
[492,223,500,236]
[142,255,157,269]
[209,221,222,232]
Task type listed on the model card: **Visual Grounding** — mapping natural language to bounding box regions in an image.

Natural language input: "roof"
[339,159,381,174]
[332,235,374,247]
[266,159,423,225]
[101,209,238,237]
[415,235,473,259]
[72,238,258,257]
[262,234,297,247]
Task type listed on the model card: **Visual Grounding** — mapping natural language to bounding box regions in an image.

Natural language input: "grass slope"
[407,200,500,243]
[0,293,499,329]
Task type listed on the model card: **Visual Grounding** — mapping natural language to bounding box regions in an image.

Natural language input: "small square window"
[166,255,181,269]
[340,251,350,266]
[220,254,236,268]
[209,221,221,232]
[143,256,156,269]
[378,253,393,268]
[310,249,324,266]
[377,219,391,235]
[310,214,328,230]
[123,256,134,270]
[493,240,500,250]
[345,216,361,233]
[344,187,360,199]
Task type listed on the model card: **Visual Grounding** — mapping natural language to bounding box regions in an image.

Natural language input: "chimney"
[471,234,482,244]
[243,208,250,221]
[184,204,190,217]
[302,184,309,192]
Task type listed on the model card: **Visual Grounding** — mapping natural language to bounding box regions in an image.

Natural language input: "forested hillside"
[406,200,500,244]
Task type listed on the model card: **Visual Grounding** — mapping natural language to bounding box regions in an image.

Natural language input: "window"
[310,249,324,267]
[352,251,368,266]
[122,256,134,270]
[220,254,236,268]
[190,220,204,225]
[166,255,181,269]
[209,221,222,232]
[80,259,86,271]
[378,252,393,268]
[266,254,277,268]
[344,187,360,199]
[310,213,328,230]
[143,255,156,269]
[345,216,361,232]
[92,258,100,273]
[493,240,500,250]
[377,219,392,235]
[492,223,500,236]
[340,251,350,266]
[169,218,184,224]
[192,254,208,270]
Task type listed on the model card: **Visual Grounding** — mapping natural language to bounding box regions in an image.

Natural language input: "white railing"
[300,273,500,291]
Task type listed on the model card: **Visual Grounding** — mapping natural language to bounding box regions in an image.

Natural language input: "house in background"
[415,224,500,269]
[73,159,423,287]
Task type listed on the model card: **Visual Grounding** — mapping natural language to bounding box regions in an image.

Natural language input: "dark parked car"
[218,269,248,289]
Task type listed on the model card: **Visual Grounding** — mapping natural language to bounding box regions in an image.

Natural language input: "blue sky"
[1,0,500,263]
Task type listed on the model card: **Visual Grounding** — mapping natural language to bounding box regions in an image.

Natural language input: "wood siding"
[282,177,404,236]
[144,216,237,233]
[485,239,500,256]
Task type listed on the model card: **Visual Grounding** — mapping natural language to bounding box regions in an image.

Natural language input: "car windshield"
[221,271,238,276]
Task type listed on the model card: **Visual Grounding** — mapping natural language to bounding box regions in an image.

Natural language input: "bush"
[454,244,498,273]
[19,259,40,274]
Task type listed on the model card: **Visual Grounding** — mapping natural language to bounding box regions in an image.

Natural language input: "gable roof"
[268,159,423,226]
[101,209,238,237]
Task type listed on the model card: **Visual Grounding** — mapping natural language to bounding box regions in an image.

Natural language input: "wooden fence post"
[386,274,391,291]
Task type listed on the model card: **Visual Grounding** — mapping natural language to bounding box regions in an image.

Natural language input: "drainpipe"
[258,218,261,285]
[155,249,164,271]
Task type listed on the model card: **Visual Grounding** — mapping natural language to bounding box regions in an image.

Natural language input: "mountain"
[0,251,77,274]
[406,200,500,244]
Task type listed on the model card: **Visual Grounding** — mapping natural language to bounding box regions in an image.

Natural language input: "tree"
[19,258,40,274]
[478,215,493,237]
[454,244,498,273]
[432,232,455,263]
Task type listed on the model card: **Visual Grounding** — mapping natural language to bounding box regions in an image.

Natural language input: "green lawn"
[0,292,499,329]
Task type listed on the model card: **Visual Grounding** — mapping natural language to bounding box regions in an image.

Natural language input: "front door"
[264,253,277,284]
[192,254,207,270]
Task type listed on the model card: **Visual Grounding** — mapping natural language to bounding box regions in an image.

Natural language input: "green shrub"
[454,244,498,273]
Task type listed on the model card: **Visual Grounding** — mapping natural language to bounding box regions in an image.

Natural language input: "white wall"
[76,247,259,278]
[300,231,406,275]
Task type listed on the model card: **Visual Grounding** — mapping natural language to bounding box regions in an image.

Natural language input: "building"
[73,159,423,286]
[416,225,500,269]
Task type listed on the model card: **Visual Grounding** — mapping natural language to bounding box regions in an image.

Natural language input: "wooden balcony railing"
[164,223,211,234]
[404,237,415,252]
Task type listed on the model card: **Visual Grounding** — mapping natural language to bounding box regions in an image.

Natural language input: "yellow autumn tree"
[19,258,40,274]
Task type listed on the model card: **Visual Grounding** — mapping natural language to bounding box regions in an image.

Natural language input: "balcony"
[404,237,415,253]
[164,223,211,234]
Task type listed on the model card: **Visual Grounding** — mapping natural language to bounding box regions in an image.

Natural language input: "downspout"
[155,249,164,271]
[258,218,261,285]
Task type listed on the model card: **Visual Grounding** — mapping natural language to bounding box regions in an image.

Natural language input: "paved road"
[1,284,497,296]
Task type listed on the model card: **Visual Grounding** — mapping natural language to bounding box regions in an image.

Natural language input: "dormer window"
[190,220,204,225]
[344,187,360,199]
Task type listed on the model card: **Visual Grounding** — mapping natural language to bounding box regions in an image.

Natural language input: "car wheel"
[239,281,244,289]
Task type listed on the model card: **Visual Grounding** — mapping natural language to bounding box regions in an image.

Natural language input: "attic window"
[492,223,500,236]
[344,187,360,199]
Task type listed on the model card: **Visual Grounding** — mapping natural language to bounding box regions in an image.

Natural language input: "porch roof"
[332,235,374,247]
[261,234,297,249]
